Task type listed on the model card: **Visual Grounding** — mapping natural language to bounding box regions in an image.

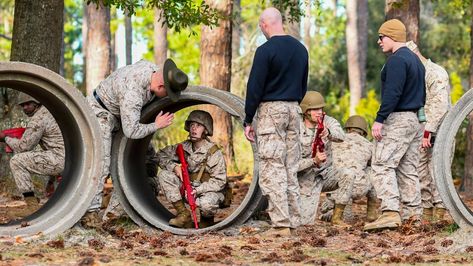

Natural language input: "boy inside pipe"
[154,110,231,228]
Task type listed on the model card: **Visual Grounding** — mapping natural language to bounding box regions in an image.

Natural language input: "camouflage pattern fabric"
[423,59,451,134]
[87,60,161,214]
[5,106,64,194]
[297,115,345,225]
[157,139,227,216]
[256,101,302,228]
[319,133,376,218]
[418,147,445,209]
[371,112,422,220]
[419,59,450,209]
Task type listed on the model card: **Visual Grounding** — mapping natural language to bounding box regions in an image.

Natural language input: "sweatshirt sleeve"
[245,47,269,124]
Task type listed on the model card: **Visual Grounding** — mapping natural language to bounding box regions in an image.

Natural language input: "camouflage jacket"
[157,139,227,195]
[298,115,345,174]
[94,59,160,139]
[424,59,451,133]
[5,105,65,158]
[332,132,372,176]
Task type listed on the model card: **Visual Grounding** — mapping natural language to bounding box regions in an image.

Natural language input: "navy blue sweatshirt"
[375,47,426,123]
[244,35,309,124]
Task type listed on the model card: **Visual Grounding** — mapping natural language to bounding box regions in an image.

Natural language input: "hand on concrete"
[155,111,174,129]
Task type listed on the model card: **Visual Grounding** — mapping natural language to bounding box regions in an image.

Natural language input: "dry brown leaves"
[261,251,284,263]
[440,239,453,247]
[87,238,105,251]
[247,236,260,244]
[46,239,64,249]
[77,257,94,266]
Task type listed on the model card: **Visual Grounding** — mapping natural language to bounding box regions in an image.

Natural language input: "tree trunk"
[3,0,63,188]
[85,1,111,95]
[200,0,236,172]
[125,12,132,65]
[231,0,241,57]
[385,0,420,44]
[346,0,368,115]
[303,0,311,50]
[462,1,473,197]
[82,1,88,93]
[153,8,168,65]
[11,0,63,72]
[285,0,301,40]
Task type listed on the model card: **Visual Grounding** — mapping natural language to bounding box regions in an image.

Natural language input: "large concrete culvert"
[0,62,103,239]
[111,86,264,235]
[433,88,473,230]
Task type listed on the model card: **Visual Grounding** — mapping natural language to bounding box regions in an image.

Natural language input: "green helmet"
[18,93,39,105]
[345,115,368,135]
[300,91,325,113]
[184,110,213,136]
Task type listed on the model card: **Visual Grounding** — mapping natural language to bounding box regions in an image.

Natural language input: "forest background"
[0,0,471,193]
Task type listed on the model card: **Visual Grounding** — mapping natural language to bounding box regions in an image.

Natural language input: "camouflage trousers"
[10,150,64,194]
[87,96,121,217]
[371,112,422,219]
[256,101,302,228]
[320,167,376,218]
[419,147,445,209]
[298,165,352,225]
[158,170,224,216]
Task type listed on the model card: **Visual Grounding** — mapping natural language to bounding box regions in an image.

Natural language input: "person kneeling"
[156,110,228,228]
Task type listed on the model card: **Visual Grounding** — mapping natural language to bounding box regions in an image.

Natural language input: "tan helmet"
[184,110,213,136]
[300,91,325,113]
[18,93,40,105]
[345,115,368,135]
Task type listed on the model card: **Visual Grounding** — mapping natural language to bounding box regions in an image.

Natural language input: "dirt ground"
[1,194,473,266]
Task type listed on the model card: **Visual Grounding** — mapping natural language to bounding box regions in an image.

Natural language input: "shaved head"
[260,7,283,25]
[259,7,285,39]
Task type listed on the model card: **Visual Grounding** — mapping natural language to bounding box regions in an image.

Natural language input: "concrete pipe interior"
[0,62,103,239]
[433,88,473,230]
[112,86,263,235]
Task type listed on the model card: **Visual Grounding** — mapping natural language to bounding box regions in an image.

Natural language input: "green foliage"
[355,89,381,128]
[444,222,460,234]
[87,0,222,34]
[0,0,13,60]
[450,72,464,105]
[63,0,84,89]
[270,0,304,23]
[324,90,349,122]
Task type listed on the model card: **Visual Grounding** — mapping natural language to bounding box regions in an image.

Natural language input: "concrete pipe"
[0,62,103,239]
[433,88,473,229]
[111,86,263,235]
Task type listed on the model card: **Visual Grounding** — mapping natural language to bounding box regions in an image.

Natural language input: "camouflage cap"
[17,93,39,105]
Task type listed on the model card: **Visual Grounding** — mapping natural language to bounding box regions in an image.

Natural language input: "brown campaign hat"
[163,58,188,102]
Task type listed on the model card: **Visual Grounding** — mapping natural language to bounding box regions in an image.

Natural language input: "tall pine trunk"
[85,1,111,95]
[153,8,168,65]
[125,12,132,65]
[200,0,236,172]
[385,0,420,44]
[346,0,368,115]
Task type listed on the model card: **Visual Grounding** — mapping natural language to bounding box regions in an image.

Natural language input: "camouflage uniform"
[86,60,159,213]
[371,112,422,219]
[418,59,451,209]
[6,106,65,194]
[157,139,226,217]
[320,132,375,217]
[298,115,345,225]
[256,101,302,228]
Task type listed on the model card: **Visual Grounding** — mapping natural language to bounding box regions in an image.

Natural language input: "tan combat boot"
[422,208,434,222]
[433,207,446,222]
[169,201,192,228]
[363,211,401,231]
[7,195,40,218]
[199,215,215,228]
[331,204,350,228]
[366,197,378,222]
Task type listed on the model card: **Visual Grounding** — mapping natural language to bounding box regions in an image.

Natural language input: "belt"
[93,90,109,111]
[394,109,418,113]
